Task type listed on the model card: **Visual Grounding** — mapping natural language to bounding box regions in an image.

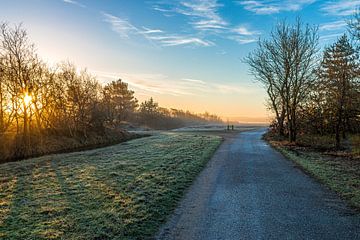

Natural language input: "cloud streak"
[227,25,261,44]
[101,12,213,47]
[153,0,228,31]
[321,0,360,16]
[182,78,206,84]
[102,12,137,38]
[63,0,86,8]
[151,1,261,45]
[91,70,256,97]
[237,0,315,15]
[319,20,347,31]
[145,34,214,47]
[319,32,344,41]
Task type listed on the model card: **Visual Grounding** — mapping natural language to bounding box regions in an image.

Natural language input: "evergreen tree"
[319,34,359,148]
[103,79,138,124]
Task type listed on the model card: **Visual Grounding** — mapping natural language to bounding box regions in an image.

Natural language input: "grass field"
[0,133,222,239]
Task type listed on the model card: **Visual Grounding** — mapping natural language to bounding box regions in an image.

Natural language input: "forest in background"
[0,23,222,163]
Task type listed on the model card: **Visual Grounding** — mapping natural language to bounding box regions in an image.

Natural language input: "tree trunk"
[23,102,29,149]
[0,87,3,134]
[288,108,297,142]
[335,108,342,149]
[335,124,341,149]
[278,105,286,137]
[278,119,285,136]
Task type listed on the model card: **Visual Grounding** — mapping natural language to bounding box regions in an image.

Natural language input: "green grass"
[274,145,360,210]
[0,133,222,239]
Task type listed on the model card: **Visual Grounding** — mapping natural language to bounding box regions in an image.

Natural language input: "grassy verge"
[0,129,139,164]
[269,141,360,210]
[351,135,360,156]
[0,133,222,239]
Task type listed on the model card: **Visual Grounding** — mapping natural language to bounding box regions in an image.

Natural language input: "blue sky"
[0,0,358,122]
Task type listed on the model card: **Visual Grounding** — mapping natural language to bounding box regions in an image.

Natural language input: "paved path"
[156,129,360,240]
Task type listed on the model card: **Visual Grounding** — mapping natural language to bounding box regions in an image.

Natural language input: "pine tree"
[319,34,359,149]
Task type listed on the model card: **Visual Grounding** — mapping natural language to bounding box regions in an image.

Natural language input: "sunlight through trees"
[0,23,222,162]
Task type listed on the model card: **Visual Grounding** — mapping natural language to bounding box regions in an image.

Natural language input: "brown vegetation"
[0,23,222,163]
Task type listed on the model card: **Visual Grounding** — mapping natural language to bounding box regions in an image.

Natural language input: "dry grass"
[295,134,336,150]
[350,135,360,157]
[0,129,137,163]
[0,133,221,239]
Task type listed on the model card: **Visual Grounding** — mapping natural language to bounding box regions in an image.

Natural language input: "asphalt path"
[156,129,360,240]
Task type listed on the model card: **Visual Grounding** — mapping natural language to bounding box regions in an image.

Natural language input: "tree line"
[0,23,222,161]
[247,14,359,149]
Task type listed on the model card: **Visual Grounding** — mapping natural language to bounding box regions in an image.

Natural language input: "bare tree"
[246,18,318,141]
[348,8,360,43]
[0,23,42,148]
[246,44,286,136]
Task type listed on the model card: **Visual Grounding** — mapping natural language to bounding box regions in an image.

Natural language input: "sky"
[0,0,358,122]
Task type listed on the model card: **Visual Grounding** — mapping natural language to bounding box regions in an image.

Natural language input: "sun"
[23,93,32,107]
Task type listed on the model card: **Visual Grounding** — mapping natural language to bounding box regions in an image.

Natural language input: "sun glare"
[23,93,32,107]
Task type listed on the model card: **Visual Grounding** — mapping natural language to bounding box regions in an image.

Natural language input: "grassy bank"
[269,138,360,210]
[0,129,138,164]
[0,133,222,239]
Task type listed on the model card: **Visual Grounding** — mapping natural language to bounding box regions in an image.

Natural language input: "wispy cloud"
[101,12,212,47]
[227,25,261,44]
[319,32,344,42]
[228,36,258,44]
[319,20,347,31]
[146,35,214,46]
[182,78,206,84]
[139,27,164,34]
[151,1,260,45]
[321,0,360,16]
[152,0,228,31]
[91,70,256,97]
[232,26,261,36]
[237,0,316,15]
[92,70,192,96]
[63,0,86,8]
[102,12,137,38]
[181,0,228,30]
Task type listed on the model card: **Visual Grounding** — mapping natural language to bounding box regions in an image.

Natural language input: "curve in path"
[156,129,360,240]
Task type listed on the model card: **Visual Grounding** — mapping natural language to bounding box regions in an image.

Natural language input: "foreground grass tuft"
[0,133,221,239]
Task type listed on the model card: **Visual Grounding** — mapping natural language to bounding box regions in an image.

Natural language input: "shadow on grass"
[0,133,222,239]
